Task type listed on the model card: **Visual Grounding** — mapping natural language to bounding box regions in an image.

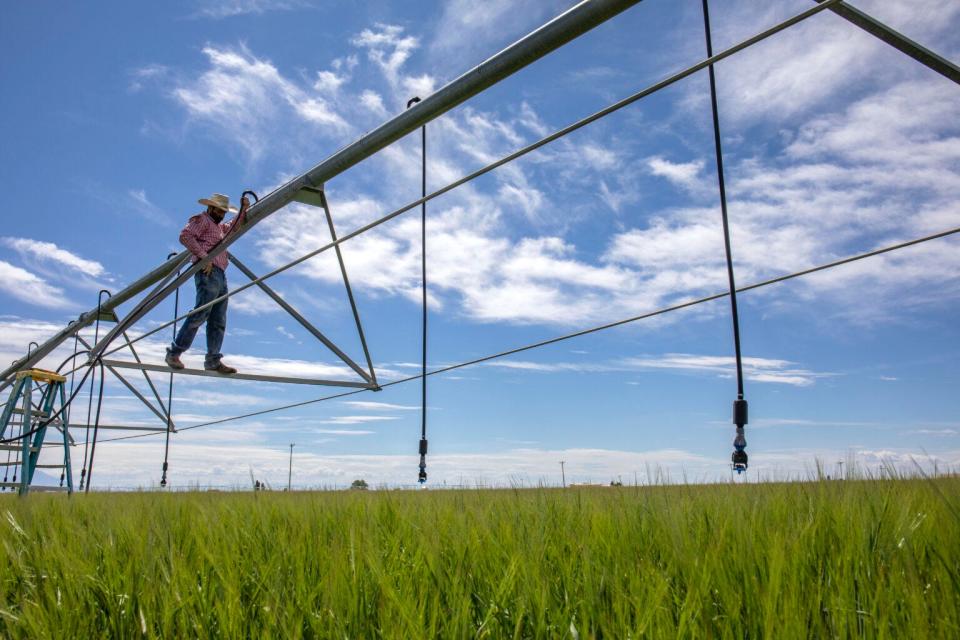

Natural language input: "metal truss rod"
[122,330,175,424]
[100,359,374,388]
[816,0,960,85]
[97,224,960,445]
[77,424,168,432]
[76,335,174,430]
[318,191,378,386]
[95,0,844,362]
[227,254,373,383]
[0,421,163,432]
[85,0,647,363]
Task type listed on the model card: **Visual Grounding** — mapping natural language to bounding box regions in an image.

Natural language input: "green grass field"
[1,478,958,638]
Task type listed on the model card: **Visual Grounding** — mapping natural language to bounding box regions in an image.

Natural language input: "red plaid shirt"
[179,211,240,271]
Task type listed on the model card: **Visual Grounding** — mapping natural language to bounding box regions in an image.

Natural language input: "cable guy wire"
[94,225,960,446]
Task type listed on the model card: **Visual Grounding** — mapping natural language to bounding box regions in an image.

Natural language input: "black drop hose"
[160,252,181,488]
[407,96,429,484]
[702,0,748,471]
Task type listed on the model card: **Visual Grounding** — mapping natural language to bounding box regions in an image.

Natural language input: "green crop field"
[1,477,958,638]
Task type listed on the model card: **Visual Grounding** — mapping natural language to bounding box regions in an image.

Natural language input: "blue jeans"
[168,267,228,368]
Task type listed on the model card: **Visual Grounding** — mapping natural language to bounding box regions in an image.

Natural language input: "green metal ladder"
[0,369,73,495]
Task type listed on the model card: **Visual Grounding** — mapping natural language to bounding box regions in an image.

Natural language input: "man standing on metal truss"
[165,192,249,374]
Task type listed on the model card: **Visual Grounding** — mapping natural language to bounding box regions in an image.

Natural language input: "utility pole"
[288,443,295,491]
[559,461,566,488]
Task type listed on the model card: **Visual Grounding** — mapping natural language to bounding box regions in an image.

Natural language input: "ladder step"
[11,408,51,417]
[14,369,66,383]
[0,445,40,453]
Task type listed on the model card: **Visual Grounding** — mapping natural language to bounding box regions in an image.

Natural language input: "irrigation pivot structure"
[2,0,958,491]
[0,0,646,390]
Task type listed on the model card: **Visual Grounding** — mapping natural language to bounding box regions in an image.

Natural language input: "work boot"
[205,362,237,375]
[165,351,185,370]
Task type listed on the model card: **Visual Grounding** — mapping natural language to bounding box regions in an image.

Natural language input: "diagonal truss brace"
[291,184,379,386]
[76,333,176,432]
[816,0,960,85]
[228,254,374,384]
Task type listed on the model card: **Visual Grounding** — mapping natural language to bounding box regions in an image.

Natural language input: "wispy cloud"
[352,24,421,89]
[81,184,174,227]
[621,354,831,387]
[0,261,72,309]
[428,0,571,74]
[341,401,418,411]
[482,353,832,387]
[2,236,108,278]
[316,416,400,425]
[169,44,351,162]
[193,0,311,20]
[129,64,168,92]
[126,189,175,227]
[312,429,376,436]
[647,156,705,191]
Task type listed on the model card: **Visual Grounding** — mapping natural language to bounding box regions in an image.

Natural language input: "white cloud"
[227,287,281,316]
[312,429,376,435]
[129,64,168,92]
[428,0,571,72]
[0,261,71,310]
[193,0,310,19]
[2,237,107,278]
[480,360,614,374]
[316,415,399,425]
[177,389,271,407]
[171,45,351,162]
[341,401,418,411]
[359,90,387,116]
[481,352,831,387]
[647,156,705,190]
[0,318,78,371]
[351,24,420,88]
[607,71,960,324]
[620,354,829,387]
[699,0,960,126]
[276,325,297,341]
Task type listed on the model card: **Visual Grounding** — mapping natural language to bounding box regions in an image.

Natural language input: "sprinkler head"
[732,448,748,473]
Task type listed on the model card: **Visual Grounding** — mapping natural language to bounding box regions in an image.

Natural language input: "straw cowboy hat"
[197,193,238,212]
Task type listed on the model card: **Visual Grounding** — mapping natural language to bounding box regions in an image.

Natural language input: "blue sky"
[1,0,958,489]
